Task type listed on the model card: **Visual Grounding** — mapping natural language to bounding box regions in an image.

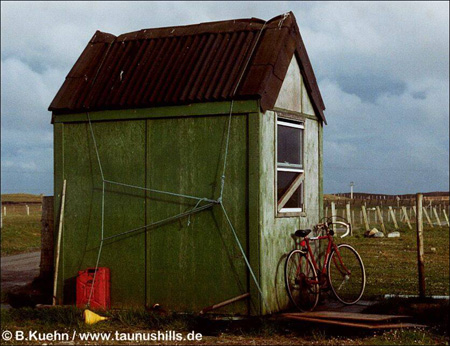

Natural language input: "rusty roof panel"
[49,12,326,123]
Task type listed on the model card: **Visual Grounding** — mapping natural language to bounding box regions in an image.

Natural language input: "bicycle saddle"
[295,229,311,237]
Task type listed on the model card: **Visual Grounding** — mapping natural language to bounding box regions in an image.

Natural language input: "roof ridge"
[112,13,294,41]
[50,12,326,123]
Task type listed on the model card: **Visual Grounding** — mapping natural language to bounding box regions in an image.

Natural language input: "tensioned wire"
[85,117,216,306]
[84,16,274,313]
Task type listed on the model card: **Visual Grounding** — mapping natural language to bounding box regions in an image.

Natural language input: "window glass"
[277,171,303,209]
[276,116,304,213]
[277,124,301,166]
[284,181,302,209]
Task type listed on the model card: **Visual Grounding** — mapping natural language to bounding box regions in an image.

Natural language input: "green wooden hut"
[49,12,326,315]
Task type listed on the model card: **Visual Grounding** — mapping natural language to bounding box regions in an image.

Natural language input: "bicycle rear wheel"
[285,250,319,311]
[327,244,366,304]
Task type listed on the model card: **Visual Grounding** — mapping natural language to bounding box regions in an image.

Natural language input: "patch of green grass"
[1,214,41,256]
[337,225,449,298]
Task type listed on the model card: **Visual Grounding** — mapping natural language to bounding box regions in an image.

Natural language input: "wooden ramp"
[281,311,427,330]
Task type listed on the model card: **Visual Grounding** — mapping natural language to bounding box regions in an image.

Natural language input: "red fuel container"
[76,267,110,310]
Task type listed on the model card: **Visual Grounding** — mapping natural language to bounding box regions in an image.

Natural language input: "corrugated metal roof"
[49,12,326,122]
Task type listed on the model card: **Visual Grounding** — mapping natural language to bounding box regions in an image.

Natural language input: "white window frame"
[276,117,305,214]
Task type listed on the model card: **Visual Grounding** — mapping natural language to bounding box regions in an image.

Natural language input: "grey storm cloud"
[1,1,449,195]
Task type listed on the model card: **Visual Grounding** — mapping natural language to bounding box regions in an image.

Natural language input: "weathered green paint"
[54,109,251,313]
[258,110,321,315]
[52,98,323,314]
[61,121,146,306]
[247,112,261,315]
[318,123,324,220]
[53,100,259,124]
[145,115,248,313]
[53,123,64,299]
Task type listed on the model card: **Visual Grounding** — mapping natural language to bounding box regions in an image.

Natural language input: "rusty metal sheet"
[49,12,326,122]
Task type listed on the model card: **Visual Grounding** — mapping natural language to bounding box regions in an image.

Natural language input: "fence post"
[376,206,386,234]
[331,202,336,232]
[26,204,30,216]
[433,207,441,227]
[346,203,352,235]
[346,203,351,222]
[443,209,450,227]
[361,205,369,231]
[325,206,328,218]
[352,210,355,226]
[416,193,425,299]
[422,207,433,228]
[389,206,399,229]
[402,206,412,230]
[3,206,6,216]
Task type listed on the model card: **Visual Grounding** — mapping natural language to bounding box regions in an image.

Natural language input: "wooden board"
[281,311,411,322]
[283,314,427,330]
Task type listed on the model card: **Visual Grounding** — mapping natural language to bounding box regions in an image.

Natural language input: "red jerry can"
[76,267,110,310]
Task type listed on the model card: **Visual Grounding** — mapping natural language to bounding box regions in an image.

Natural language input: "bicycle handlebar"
[331,221,351,238]
[313,220,352,238]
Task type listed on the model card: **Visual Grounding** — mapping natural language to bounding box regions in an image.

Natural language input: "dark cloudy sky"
[1,1,449,196]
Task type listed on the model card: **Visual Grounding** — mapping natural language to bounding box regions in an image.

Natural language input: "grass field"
[1,213,41,256]
[337,224,449,298]
[1,194,42,256]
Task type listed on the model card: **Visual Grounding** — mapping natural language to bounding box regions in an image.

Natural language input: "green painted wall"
[258,110,322,315]
[60,120,146,307]
[145,115,249,313]
[53,99,323,315]
[53,101,258,313]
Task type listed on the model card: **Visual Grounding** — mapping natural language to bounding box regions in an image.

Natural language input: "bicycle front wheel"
[327,244,366,304]
[285,250,319,311]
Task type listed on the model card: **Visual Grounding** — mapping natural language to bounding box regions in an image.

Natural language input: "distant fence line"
[1,203,42,217]
[325,201,450,231]
[332,192,449,200]
[324,196,449,208]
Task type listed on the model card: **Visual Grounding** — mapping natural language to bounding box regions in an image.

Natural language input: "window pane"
[277,171,303,209]
[277,124,301,166]
[284,181,303,209]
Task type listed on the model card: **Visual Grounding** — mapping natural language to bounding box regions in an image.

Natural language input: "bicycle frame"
[286,220,364,310]
[297,230,350,285]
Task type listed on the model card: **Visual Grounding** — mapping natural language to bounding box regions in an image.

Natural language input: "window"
[276,117,304,214]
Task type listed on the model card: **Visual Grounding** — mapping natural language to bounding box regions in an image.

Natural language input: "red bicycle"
[285,217,366,311]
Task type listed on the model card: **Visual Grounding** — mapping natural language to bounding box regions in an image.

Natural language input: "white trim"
[277,120,304,129]
[280,207,303,213]
[277,168,304,173]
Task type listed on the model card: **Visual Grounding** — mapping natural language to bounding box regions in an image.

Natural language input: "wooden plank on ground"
[281,315,427,330]
[281,311,411,322]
